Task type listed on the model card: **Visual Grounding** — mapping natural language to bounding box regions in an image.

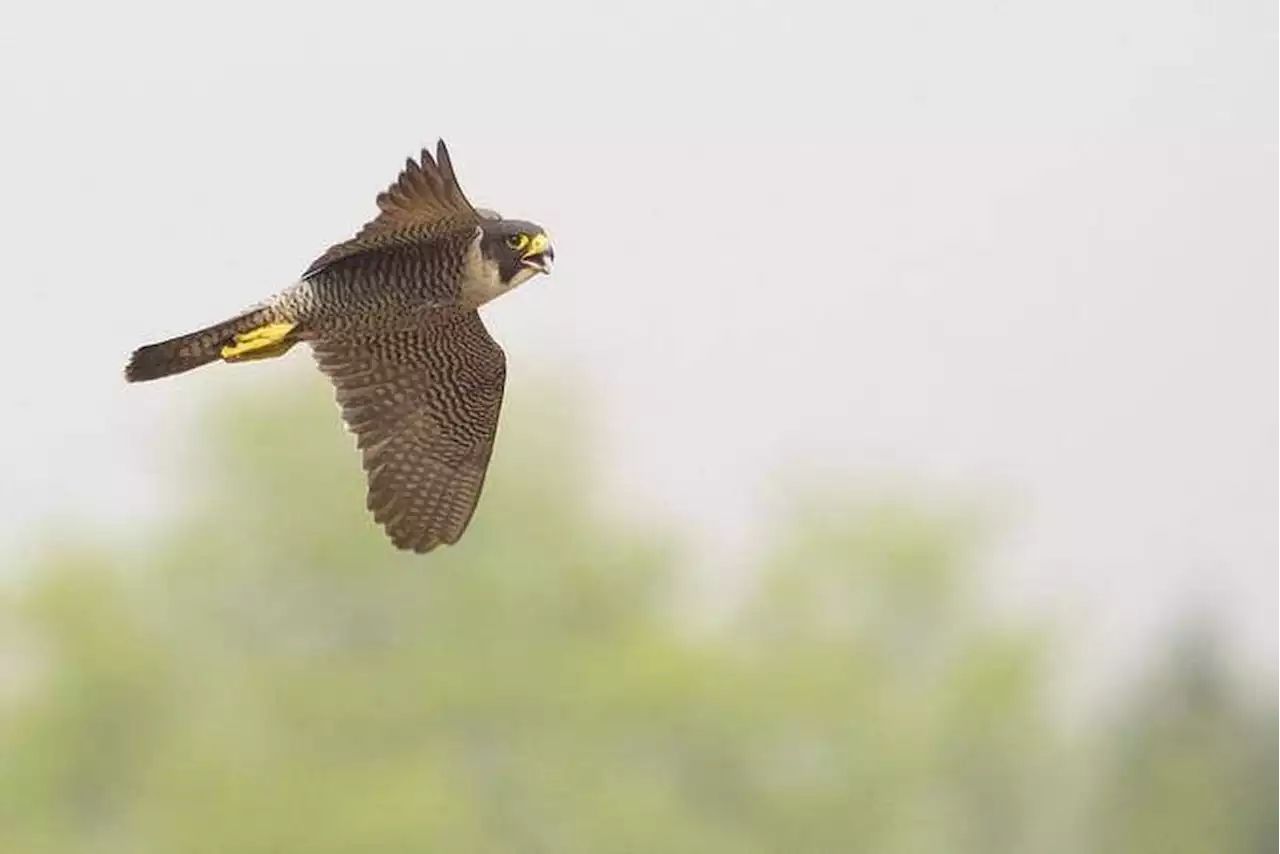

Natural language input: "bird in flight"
[125,140,554,553]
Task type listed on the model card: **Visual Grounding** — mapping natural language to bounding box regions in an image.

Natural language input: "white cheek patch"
[458,229,509,307]
[505,267,539,291]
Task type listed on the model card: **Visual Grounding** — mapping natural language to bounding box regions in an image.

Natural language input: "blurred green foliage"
[0,377,1272,853]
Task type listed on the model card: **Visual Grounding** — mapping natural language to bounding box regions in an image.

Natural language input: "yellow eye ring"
[506,234,530,251]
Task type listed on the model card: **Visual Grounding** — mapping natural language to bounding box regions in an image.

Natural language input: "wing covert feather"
[303,140,480,279]
[311,311,506,552]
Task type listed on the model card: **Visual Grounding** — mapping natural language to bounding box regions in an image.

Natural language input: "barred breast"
[275,230,480,338]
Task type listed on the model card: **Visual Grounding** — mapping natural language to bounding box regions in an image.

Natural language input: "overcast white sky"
[0,0,1274,681]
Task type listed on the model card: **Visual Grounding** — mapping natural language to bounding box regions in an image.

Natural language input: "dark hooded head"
[478,217,554,290]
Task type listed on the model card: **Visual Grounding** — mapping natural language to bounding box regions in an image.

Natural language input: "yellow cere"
[220,322,297,361]
[525,232,550,256]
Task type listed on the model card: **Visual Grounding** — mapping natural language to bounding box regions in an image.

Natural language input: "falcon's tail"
[125,308,299,383]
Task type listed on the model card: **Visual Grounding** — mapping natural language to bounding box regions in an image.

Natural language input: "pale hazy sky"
[0,0,1274,680]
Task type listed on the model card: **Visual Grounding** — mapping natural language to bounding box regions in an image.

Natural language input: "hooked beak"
[520,232,554,275]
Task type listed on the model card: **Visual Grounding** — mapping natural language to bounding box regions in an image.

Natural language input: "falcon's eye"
[506,233,530,251]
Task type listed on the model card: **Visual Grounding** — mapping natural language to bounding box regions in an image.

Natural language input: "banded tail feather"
[124,308,298,383]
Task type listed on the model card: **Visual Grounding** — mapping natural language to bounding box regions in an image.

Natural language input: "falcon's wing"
[303,140,481,279]
[312,311,507,553]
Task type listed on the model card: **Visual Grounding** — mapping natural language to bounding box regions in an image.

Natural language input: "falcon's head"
[478,217,555,291]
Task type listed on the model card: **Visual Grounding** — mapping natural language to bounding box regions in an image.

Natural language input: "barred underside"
[286,229,479,338]
[311,311,507,553]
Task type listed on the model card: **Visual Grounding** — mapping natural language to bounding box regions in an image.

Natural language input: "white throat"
[458,227,540,309]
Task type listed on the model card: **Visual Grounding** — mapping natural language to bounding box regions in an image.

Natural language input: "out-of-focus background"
[0,1,1275,850]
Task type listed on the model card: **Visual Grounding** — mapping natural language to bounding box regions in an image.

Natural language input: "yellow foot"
[221,322,297,361]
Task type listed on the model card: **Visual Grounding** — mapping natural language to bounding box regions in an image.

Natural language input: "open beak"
[520,232,554,275]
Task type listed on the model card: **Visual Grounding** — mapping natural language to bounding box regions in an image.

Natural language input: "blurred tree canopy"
[1092,629,1276,854]
[0,376,1272,853]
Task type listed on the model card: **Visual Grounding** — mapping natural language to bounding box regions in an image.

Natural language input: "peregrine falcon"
[125,141,555,553]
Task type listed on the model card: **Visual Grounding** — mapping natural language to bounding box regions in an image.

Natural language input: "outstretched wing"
[311,312,507,553]
[303,140,481,279]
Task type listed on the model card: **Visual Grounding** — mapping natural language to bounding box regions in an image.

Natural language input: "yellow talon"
[220,322,297,361]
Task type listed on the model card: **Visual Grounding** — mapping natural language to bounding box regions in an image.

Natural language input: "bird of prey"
[125,140,554,553]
